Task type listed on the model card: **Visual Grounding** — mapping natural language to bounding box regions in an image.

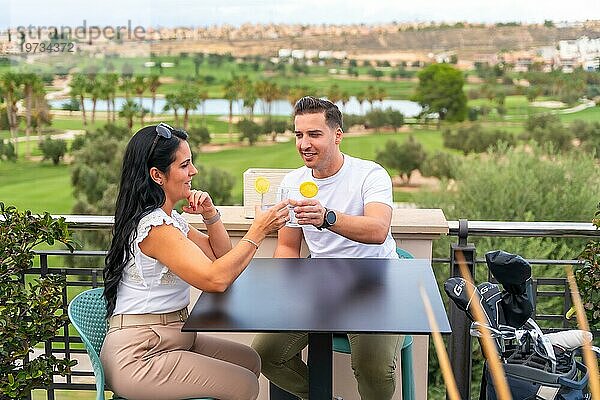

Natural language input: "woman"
[101,123,289,400]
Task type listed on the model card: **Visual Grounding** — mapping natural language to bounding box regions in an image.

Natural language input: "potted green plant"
[570,202,600,329]
[0,203,76,399]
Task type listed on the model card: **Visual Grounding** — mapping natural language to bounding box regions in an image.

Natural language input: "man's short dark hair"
[293,96,343,130]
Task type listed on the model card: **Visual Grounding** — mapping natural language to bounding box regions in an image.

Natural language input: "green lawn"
[1,99,597,212]
[0,129,443,210]
[0,161,74,213]
[559,105,600,123]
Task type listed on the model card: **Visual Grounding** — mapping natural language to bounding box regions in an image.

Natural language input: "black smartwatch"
[317,208,337,230]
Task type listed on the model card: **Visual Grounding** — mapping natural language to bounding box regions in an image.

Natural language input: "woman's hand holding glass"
[251,200,290,237]
[183,189,216,218]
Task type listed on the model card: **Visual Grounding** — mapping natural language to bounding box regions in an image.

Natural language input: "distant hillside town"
[1,20,599,72]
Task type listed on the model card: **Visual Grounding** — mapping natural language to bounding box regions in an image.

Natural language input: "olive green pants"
[252,333,403,400]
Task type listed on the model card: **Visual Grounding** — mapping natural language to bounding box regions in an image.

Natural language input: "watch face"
[326,210,336,225]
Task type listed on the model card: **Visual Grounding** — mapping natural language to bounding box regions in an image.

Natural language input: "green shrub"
[376,136,426,184]
[0,106,9,130]
[364,108,404,131]
[0,203,76,398]
[443,124,515,154]
[419,145,600,398]
[71,124,129,209]
[570,120,600,159]
[70,135,86,153]
[39,137,67,165]
[188,126,211,150]
[0,139,16,161]
[192,165,234,205]
[420,151,458,180]
[525,113,560,132]
[525,114,574,152]
[417,143,600,259]
[343,114,366,129]
[237,119,261,145]
[576,203,600,329]
[261,119,288,141]
[364,109,388,129]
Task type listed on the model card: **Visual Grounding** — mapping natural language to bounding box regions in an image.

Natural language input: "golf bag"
[444,250,596,400]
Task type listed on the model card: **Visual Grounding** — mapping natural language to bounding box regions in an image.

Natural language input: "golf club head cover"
[486,250,532,293]
[444,277,477,321]
[485,250,533,328]
[477,282,505,327]
[444,278,500,329]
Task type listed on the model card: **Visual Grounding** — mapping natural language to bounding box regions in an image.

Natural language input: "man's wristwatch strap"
[317,208,335,230]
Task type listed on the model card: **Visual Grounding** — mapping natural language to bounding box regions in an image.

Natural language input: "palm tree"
[0,72,22,156]
[147,75,161,117]
[119,100,141,130]
[376,87,387,107]
[120,76,134,101]
[356,91,366,115]
[88,77,103,124]
[223,76,243,142]
[32,82,51,137]
[103,73,119,122]
[256,80,279,123]
[163,93,181,126]
[193,53,204,78]
[327,84,342,106]
[69,73,88,125]
[99,75,112,123]
[139,107,150,126]
[198,89,209,126]
[366,85,377,111]
[177,87,200,131]
[340,91,350,113]
[242,81,258,121]
[133,76,147,109]
[285,86,304,109]
[22,73,40,157]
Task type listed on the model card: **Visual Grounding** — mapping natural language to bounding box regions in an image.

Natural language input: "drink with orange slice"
[284,181,319,227]
[254,177,271,209]
[299,181,318,198]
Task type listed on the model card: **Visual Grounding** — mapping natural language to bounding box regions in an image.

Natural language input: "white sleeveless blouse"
[112,208,193,315]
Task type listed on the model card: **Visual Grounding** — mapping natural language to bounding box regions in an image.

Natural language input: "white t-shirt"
[280,154,399,259]
[113,208,192,315]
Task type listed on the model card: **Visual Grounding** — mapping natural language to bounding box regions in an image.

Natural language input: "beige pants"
[100,322,260,400]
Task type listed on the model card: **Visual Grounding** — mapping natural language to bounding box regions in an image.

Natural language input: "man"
[252,96,402,400]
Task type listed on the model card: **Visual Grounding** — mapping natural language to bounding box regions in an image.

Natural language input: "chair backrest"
[68,287,108,355]
[396,248,414,259]
[68,287,108,400]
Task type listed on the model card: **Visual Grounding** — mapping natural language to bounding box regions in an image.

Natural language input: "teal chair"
[332,248,416,400]
[68,288,213,400]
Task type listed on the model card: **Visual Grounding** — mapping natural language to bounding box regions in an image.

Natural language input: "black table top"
[183,258,451,335]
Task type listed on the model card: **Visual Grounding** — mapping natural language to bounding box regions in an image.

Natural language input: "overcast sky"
[2,0,599,27]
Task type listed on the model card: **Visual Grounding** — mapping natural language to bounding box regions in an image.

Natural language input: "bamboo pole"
[420,285,461,400]
[565,266,600,399]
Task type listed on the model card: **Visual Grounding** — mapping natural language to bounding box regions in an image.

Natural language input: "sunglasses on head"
[147,122,174,160]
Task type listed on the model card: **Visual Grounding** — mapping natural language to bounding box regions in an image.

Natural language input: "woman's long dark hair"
[104,125,188,317]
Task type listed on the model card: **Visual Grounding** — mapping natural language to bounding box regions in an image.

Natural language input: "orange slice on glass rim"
[254,177,271,194]
[299,181,318,198]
